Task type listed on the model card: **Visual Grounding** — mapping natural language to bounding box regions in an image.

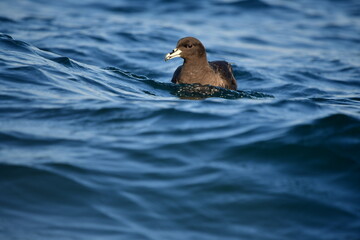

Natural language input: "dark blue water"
[1,0,360,239]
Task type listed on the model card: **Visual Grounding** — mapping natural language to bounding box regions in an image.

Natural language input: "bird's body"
[165,37,237,90]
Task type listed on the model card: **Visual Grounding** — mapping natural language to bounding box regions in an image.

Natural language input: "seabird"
[165,37,237,90]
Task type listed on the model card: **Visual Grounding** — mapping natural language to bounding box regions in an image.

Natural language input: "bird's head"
[165,37,206,62]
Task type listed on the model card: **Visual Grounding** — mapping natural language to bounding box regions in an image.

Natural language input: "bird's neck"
[183,55,210,70]
[180,56,214,84]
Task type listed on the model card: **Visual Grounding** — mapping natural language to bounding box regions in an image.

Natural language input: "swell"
[0,34,148,101]
[0,162,144,238]
[0,163,96,216]
[222,113,360,162]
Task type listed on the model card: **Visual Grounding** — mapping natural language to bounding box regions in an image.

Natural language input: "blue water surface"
[0,0,360,239]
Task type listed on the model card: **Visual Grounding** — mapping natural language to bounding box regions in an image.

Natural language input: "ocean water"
[0,0,360,239]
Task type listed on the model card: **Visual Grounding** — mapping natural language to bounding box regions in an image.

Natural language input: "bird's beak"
[165,48,182,61]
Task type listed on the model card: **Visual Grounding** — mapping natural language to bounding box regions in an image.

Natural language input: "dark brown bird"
[165,37,237,90]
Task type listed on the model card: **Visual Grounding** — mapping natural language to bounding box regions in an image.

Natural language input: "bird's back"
[209,61,237,90]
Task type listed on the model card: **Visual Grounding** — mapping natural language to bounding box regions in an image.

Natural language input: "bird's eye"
[185,44,193,48]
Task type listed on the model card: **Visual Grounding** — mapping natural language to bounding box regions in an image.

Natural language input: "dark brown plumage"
[165,37,237,90]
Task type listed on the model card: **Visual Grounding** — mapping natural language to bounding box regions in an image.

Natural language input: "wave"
[214,0,271,9]
[1,34,272,101]
[222,113,360,164]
